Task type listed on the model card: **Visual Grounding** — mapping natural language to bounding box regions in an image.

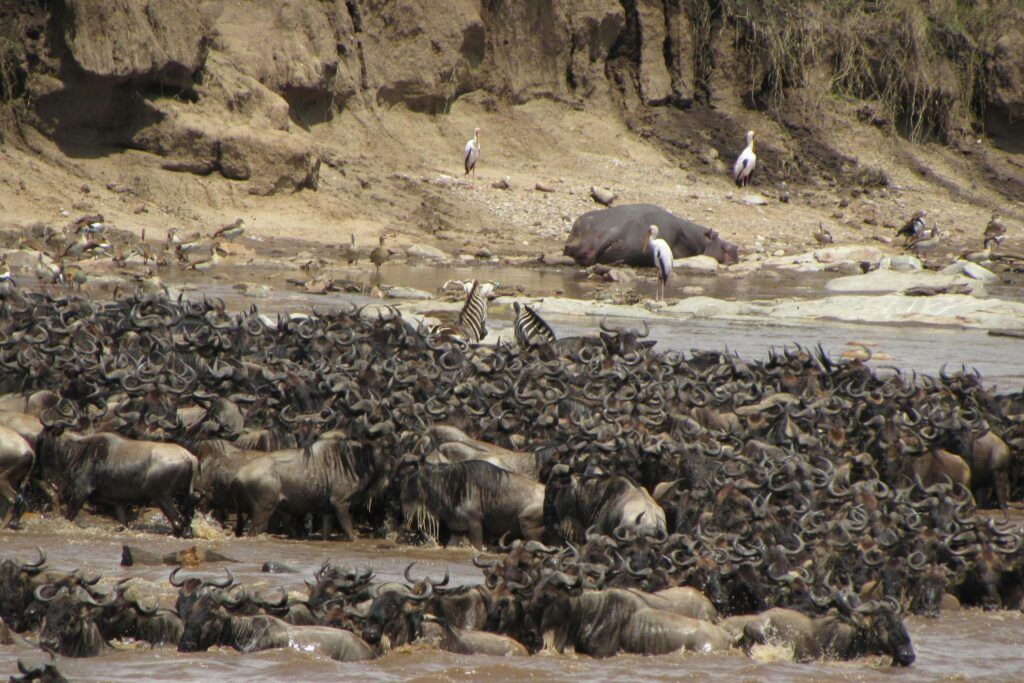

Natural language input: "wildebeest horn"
[473,555,499,570]
[168,567,185,587]
[210,568,234,588]
[21,546,47,573]
[34,584,66,603]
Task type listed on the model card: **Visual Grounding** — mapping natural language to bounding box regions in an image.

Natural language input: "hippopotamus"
[563,204,739,267]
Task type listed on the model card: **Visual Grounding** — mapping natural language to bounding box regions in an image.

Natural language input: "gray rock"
[742,194,769,206]
[492,177,512,190]
[385,286,434,300]
[826,270,981,294]
[814,245,883,265]
[590,187,616,206]
[672,255,719,273]
[406,244,449,262]
[888,255,923,272]
[941,260,999,282]
[242,284,272,299]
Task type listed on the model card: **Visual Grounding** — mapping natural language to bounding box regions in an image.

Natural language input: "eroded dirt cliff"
[0,0,1022,255]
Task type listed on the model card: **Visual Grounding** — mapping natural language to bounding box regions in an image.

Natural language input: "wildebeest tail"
[513,303,556,349]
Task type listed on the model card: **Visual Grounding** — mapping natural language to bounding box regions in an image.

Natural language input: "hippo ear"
[704,228,713,239]
[708,229,719,240]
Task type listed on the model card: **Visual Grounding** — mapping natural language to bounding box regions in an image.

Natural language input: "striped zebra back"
[513,302,556,348]
[455,279,488,343]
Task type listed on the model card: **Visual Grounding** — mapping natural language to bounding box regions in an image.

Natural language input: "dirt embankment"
[0,0,1022,260]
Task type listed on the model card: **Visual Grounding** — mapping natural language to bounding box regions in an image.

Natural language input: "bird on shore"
[343,233,360,265]
[908,225,941,256]
[175,232,204,262]
[896,210,927,246]
[34,253,62,291]
[643,224,674,301]
[60,261,87,291]
[0,255,15,299]
[733,130,756,188]
[370,234,394,280]
[186,242,227,273]
[813,223,834,245]
[984,212,1007,249]
[214,218,246,241]
[464,127,481,184]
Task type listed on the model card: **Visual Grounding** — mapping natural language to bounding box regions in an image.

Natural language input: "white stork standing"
[733,130,757,188]
[643,224,674,301]
[464,127,481,185]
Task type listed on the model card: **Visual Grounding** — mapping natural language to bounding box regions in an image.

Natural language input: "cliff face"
[1,0,1022,197]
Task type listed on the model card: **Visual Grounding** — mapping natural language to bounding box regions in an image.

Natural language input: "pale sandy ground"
[1,92,1021,267]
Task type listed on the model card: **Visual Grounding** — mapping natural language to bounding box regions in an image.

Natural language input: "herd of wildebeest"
[1,287,1023,678]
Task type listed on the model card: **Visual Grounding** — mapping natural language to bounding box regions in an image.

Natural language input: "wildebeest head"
[701,228,739,265]
[543,465,579,541]
[177,592,231,652]
[11,658,68,683]
[908,560,954,618]
[854,600,915,667]
[524,571,582,649]
[360,581,432,650]
[35,585,110,658]
[170,567,234,620]
[0,547,48,631]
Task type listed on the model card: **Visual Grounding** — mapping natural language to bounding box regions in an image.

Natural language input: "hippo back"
[564,204,737,266]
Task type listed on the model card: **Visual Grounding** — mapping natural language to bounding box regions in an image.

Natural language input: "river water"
[3,260,1023,679]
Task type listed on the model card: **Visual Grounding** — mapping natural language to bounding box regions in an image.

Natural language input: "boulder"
[406,244,450,262]
[814,245,884,265]
[825,270,982,295]
[941,260,1000,282]
[989,29,1024,119]
[590,186,616,206]
[635,1,673,104]
[672,255,719,273]
[385,286,435,300]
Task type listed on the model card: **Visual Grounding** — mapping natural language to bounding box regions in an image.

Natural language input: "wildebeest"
[739,601,915,666]
[398,459,545,548]
[34,585,110,658]
[428,425,543,479]
[37,413,197,537]
[0,426,34,527]
[178,591,375,661]
[543,465,665,543]
[359,581,526,656]
[231,436,395,540]
[523,572,733,657]
[10,658,68,683]
[563,204,739,267]
[96,579,183,645]
[193,439,265,522]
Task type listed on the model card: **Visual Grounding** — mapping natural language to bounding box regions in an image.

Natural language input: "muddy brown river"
[4,261,1024,680]
[4,513,1024,682]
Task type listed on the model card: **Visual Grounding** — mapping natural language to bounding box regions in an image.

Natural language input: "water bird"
[733,130,756,188]
[214,218,246,241]
[35,253,62,290]
[643,224,674,301]
[0,255,14,299]
[344,233,360,265]
[370,234,394,279]
[984,212,1007,249]
[187,243,227,273]
[907,225,941,256]
[897,210,926,246]
[813,223,834,245]
[464,127,481,184]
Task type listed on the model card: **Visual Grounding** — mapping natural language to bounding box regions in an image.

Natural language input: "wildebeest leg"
[0,475,17,527]
[234,509,247,537]
[332,499,354,541]
[249,504,275,536]
[155,495,188,537]
[996,470,1010,515]
[114,504,130,528]
[467,520,484,549]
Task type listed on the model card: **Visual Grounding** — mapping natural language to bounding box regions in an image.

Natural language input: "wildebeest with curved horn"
[178,591,375,661]
[37,402,197,537]
[398,459,545,549]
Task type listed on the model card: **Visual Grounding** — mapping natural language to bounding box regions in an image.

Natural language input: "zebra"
[431,280,492,343]
[512,302,556,349]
